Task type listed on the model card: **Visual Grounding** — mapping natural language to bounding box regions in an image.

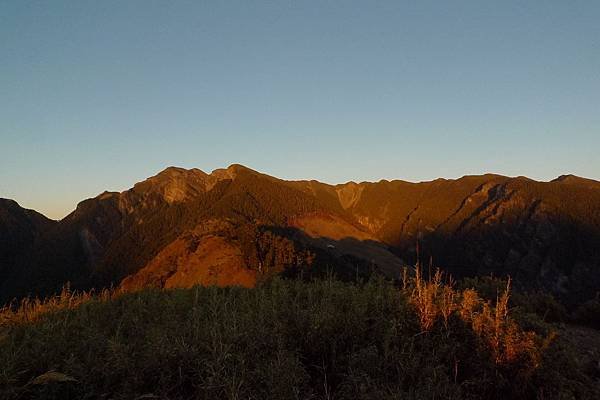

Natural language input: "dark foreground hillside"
[1,276,599,400]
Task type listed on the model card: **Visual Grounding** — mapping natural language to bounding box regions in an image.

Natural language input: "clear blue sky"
[1,1,599,219]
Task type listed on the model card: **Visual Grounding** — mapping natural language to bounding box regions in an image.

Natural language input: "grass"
[1,274,598,399]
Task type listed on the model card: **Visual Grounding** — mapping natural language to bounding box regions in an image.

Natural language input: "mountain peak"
[551,174,600,188]
[552,174,580,182]
[0,198,19,208]
[154,166,208,179]
[128,167,210,204]
[226,163,252,172]
[210,163,257,180]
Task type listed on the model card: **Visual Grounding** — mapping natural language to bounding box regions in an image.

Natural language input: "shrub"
[408,268,542,368]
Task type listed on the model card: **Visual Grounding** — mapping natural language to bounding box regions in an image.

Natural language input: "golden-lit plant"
[407,266,544,367]
[0,284,118,326]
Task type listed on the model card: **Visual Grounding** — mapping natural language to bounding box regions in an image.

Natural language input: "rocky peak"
[129,166,210,204]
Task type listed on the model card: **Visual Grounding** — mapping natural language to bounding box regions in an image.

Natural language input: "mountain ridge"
[62,166,598,219]
[2,165,599,305]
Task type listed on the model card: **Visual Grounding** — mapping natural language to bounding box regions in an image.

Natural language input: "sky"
[1,1,599,219]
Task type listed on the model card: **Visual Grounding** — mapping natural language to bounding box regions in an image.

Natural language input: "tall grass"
[0,275,595,399]
[0,283,117,326]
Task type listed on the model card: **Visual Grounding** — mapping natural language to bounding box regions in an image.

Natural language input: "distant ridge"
[1,165,600,306]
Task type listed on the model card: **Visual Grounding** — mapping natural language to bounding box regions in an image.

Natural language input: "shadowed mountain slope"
[0,199,56,285]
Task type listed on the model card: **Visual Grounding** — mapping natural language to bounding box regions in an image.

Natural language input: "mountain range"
[2,164,600,305]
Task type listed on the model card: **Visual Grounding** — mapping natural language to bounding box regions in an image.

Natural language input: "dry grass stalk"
[0,284,118,326]
[408,266,541,366]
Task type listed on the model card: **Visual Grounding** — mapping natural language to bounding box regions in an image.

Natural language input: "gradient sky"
[1,1,599,219]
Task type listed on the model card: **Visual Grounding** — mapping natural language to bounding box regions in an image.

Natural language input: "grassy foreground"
[1,274,598,399]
